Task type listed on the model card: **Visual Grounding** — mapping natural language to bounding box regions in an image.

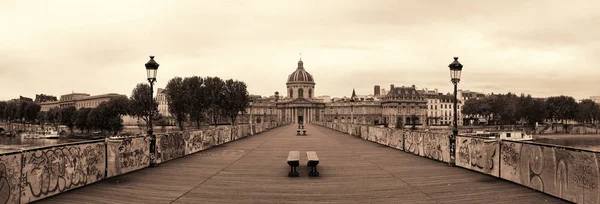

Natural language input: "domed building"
[276,59,325,124]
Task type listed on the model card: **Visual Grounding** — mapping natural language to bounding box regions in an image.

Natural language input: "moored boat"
[463,131,533,141]
[23,130,60,139]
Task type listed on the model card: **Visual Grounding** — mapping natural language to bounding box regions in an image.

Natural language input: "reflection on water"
[533,134,600,151]
[0,137,91,154]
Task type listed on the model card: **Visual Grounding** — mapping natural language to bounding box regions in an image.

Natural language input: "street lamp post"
[448,57,463,166]
[145,56,159,165]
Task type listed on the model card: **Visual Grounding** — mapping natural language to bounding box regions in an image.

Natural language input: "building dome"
[287,59,315,84]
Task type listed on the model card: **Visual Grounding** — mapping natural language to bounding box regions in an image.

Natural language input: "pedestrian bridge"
[34,124,571,204]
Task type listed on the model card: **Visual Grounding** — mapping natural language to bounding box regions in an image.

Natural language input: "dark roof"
[287,59,315,84]
[383,87,424,101]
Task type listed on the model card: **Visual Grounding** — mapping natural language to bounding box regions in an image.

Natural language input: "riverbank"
[533,134,600,151]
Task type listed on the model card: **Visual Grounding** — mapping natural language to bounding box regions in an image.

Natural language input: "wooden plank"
[38,124,569,204]
[306,151,318,162]
[287,151,299,162]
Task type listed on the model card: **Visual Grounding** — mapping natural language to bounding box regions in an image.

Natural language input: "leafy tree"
[86,102,123,136]
[17,100,28,127]
[204,76,225,124]
[106,95,130,117]
[461,99,480,116]
[59,106,77,133]
[547,96,578,123]
[165,77,188,130]
[46,107,61,128]
[546,96,578,133]
[221,79,249,125]
[129,83,158,127]
[498,93,519,125]
[0,101,7,122]
[595,105,600,133]
[87,107,103,133]
[74,108,92,133]
[24,102,41,123]
[37,111,46,127]
[576,99,598,124]
[528,99,549,126]
[4,101,18,124]
[183,76,207,128]
[99,102,124,135]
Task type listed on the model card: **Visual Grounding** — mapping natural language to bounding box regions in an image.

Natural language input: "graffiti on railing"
[422,133,449,162]
[404,132,422,155]
[387,130,404,150]
[22,143,105,201]
[501,141,600,203]
[107,137,150,177]
[322,121,600,204]
[454,137,499,177]
[0,154,20,204]
[158,133,185,163]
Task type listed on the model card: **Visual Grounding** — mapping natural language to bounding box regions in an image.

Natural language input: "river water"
[532,134,600,151]
[0,137,92,154]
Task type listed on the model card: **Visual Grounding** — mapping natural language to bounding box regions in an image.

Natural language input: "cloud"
[0,0,598,101]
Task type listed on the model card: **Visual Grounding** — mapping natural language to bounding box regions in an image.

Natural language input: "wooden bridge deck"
[38,124,568,204]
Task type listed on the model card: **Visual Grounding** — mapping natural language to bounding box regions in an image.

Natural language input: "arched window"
[308,89,312,98]
[298,88,304,98]
[289,89,293,98]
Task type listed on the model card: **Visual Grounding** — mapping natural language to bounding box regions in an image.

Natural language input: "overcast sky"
[1,0,598,101]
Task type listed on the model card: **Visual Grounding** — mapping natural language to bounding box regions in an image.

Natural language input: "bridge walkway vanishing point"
[39,124,568,204]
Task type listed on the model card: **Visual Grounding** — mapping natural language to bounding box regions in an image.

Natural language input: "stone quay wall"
[313,121,600,204]
[0,121,288,204]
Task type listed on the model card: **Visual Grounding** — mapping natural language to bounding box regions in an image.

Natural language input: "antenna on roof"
[299,52,302,60]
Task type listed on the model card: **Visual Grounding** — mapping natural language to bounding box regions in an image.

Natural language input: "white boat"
[24,130,60,139]
[464,131,533,141]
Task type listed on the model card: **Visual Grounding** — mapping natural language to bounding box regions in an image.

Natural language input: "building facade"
[274,59,326,124]
[381,86,427,128]
[156,88,170,117]
[242,59,464,129]
[40,93,125,111]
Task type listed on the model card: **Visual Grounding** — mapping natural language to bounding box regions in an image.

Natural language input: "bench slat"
[306,151,319,161]
[287,151,300,162]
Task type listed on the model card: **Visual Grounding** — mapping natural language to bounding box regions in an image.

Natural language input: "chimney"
[390,84,395,90]
[374,85,380,96]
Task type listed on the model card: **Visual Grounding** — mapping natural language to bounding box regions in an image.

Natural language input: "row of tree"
[462,93,600,126]
[0,75,250,134]
[165,76,250,130]
[0,100,41,126]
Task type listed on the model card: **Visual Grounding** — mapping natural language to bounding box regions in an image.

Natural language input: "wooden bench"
[287,151,300,177]
[306,151,319,177]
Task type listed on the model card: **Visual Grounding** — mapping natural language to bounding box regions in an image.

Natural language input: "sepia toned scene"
[0,1,598,203]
